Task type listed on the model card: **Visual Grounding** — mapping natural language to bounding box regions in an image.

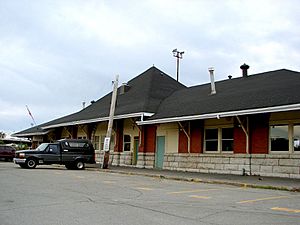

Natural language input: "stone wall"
[136,153,155,168]
[97,151,133,166]
[163,153,300,179]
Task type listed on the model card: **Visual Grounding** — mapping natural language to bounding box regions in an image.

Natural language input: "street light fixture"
[172,49,184,82]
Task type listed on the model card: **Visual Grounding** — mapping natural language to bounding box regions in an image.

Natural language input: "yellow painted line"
[237,196,289,204]
[168,188,219,194]
[189,195,211,199]
[136,187,154,191]
[271,207,300,213]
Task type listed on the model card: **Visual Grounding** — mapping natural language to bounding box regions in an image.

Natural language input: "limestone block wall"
[163,153,300,179]
[119,152,132,165]
[136,153,155,168]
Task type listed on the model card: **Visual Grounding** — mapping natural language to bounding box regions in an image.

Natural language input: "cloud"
[0,0,300,132]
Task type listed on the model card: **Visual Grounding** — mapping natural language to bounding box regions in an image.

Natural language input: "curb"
[86,167,299,192]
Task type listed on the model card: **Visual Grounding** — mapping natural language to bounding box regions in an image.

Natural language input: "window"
[123,135,131,151]
[222,128,234,152]
[205,129,218,152]
[204,127,234,153]
[270,124,300,153]
[100,135,105,150]
[49,144,59,153]
[270,125,289,151]
[294,125,300,151]
[93,136,100,150]
[78,136,87,140]
[68,142,88,148]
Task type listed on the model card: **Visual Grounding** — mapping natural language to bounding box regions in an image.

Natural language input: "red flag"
[26,105,36,126]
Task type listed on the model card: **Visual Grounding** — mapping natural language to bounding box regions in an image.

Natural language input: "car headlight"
[19,153,25,158]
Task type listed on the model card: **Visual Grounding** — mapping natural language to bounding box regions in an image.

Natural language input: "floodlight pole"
[102,74,119,169]
[172,49,184,82]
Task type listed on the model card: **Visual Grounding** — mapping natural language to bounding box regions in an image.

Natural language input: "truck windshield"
[36,143,49,151]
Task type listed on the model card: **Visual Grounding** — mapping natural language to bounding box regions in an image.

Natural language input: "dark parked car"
[14,139,95,169]
[0,145,16,161]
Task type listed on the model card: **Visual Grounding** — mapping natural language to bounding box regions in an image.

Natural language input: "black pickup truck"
[14,139,95,169]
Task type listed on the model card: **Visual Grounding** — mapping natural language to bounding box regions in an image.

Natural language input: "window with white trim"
[270,125,289,151]
[222,128,234,152]
[204,127,234,153]
[205,128,218,152]
[294,125,300,151]
[270,124,300,153]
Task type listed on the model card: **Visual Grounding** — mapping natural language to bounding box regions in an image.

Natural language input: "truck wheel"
[75,160,85,170]
[26,158,37,169]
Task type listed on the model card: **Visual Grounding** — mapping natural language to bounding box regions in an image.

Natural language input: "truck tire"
[75,160,85,170]
[26,158,37,169]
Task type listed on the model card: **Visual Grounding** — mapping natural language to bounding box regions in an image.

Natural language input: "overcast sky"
[1,0,300,134]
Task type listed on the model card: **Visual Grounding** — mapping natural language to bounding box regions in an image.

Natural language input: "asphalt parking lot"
[1,162,300,225]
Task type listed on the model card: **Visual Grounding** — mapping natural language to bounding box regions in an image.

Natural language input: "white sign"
[103,137,111,152]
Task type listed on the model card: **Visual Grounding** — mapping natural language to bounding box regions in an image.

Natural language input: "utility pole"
[102,74,119,169]
[172,49,184,82]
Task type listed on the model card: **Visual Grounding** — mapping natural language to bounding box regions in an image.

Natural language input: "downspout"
[178,121,190,153]
[236,116,251,175]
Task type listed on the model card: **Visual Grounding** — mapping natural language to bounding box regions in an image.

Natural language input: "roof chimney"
[208,67,216,95]
[119,83,131,95]
[240,63,250,77]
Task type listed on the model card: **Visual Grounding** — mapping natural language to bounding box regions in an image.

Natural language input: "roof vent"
[228,75,232,80]
[119,83,131,95]
[208,67,216,95]
[240,63,250,77]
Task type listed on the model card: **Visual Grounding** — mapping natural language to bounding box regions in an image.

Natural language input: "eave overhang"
[42,112,154,129]
[137,103,300,125]
[12,130,51,137]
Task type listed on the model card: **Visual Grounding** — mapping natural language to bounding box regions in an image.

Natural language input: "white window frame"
[204,126,234,153]
[93,135,100,150]
[269,122,300,154]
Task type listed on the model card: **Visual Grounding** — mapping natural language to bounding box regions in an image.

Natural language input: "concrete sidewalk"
[86,164,300,192]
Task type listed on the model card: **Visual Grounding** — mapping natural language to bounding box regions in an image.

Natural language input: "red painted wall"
[190,121,203,153]
[251,126,269,154]
[178,130,188,153]
[114,120,124,152]
[178,121,203,153]
[250,114,269,154]
[233,127,246,153]
[140,125,156,153]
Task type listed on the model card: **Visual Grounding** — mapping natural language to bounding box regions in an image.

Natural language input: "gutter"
[137,103,300,125]
[12,130,51,137]
[42,112,154,129]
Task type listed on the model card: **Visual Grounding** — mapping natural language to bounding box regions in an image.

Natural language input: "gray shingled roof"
[14,66,186,136]
[143,69,300,123]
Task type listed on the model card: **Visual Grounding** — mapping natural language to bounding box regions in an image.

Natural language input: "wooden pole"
[102,74,119,169]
